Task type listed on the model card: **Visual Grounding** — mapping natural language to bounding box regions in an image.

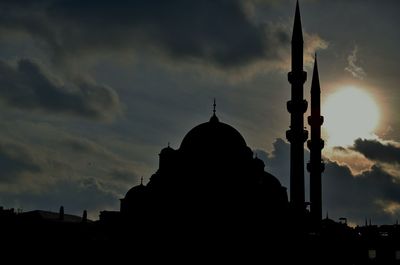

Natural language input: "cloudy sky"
[0,0,399,224]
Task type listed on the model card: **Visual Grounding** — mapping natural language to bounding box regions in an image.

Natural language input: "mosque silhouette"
[1,1,400,264]
[100,0,319,236]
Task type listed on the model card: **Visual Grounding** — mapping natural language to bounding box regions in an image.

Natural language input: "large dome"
[179,114,247,153]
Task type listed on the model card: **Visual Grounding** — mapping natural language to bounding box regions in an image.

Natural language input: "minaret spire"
[307,54,325,229]
[311,53,320,91]
[292,0,304,72]
[286,0,308,216]
[292,1,303,43]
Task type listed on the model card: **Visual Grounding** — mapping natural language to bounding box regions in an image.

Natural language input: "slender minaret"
[286,1,308,214]
[307,54,325,225]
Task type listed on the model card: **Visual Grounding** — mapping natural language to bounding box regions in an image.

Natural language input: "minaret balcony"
[304,129,309,142]
[286,129,292,142]
[288,70,307,84]
[287,100,308,113]
[307,116,324,126]
[321,162,325,172]
[307,139,324,150]
[286,129,308,143]
[307,139,312,149]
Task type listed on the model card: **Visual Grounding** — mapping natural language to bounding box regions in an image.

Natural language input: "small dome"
[180,114,247,153]
[124,183,146,200]
[160,145,175,155]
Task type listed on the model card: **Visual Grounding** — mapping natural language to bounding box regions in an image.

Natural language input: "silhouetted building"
[103,0,319,253]
[118,106,289,234]
[307,55,325,227]
[106,105,291,261]
[0,206,15,218]
[18,209,88,224]
[286,0,308,216]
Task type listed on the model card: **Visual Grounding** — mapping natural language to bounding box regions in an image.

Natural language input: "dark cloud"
[255,138,310,194]
[110,168,139,183]
[63,137,104,154]
[0,128,140,219]
[0,141,41,182]
[0,0,292,69]
[353,138,400,164]
[324,162,400,224]
[255,139,290,187]
[0,59,120,119]
[257,138,400,225]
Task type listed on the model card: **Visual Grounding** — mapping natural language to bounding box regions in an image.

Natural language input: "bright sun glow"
[322,86,380,147]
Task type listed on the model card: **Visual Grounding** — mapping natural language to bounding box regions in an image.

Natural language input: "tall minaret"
[307,55,325,225]
[286,0,308,214]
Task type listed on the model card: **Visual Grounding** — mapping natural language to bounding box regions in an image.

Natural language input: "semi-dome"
[179,114,247,153]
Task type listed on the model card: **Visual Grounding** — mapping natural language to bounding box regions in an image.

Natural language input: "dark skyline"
[0,0,399,225]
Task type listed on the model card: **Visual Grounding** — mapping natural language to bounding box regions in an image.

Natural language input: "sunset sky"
[0,0,399,224]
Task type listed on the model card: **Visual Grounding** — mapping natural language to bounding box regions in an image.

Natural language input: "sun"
[322,86,380,147]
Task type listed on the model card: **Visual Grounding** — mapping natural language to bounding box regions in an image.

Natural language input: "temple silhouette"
[1,1,400,263]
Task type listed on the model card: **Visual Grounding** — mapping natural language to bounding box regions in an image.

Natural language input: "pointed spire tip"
[292,0,303,42]
[311,54,320,91]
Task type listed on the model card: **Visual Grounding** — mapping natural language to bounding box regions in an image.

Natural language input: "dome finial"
[140,177,143,186]
[213,98,216,115]
[209,98,219,122]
